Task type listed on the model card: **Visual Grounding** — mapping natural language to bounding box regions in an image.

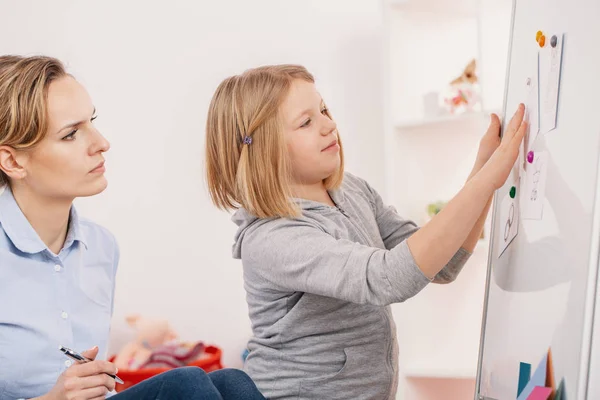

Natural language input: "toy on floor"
[139,341,206,369]
[114,315,205,370]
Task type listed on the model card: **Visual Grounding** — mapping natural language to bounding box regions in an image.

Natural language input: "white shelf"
[394,110,495,129]
[388,0,480,18]
[388,5,481,124]
[382,0,512,398]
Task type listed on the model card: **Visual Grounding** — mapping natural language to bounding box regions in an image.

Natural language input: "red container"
[110,345,223,392]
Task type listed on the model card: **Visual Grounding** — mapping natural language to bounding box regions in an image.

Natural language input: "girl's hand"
[479,103,527,190]
[474,113,502,170]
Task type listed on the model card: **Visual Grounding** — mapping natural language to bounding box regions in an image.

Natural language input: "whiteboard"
[475,0,600,399]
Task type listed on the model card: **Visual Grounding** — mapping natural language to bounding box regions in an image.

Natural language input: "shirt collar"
[0,187,87,254]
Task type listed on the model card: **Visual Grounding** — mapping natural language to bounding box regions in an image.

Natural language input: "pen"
[59,345,124,384]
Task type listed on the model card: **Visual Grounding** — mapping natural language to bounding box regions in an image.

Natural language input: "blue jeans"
[112,367,266,400]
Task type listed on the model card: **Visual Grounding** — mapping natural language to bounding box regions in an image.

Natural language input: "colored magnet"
[551,35,558,48]
[527,151,535,163]
[538,35,546,47]
[536,30,543,41]
[510,186,517,198]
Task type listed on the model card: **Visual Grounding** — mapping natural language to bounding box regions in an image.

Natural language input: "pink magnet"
[527,151,534,163]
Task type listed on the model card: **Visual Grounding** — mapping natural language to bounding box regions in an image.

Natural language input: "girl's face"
[281,79,340,186]
[12,76,110,200]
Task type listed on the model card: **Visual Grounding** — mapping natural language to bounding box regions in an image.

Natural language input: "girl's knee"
[210,368,247,380]
[209,368,258,390]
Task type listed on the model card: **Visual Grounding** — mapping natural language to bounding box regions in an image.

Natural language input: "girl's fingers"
[502,103,526,142]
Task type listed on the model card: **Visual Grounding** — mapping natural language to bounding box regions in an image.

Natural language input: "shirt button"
[54,264,62,272]
[65,360,72,367]
[61,311,68,319]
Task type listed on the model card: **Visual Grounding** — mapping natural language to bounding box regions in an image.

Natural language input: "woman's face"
[14,75,111,200]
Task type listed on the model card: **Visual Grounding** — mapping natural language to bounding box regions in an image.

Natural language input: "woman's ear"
[0,146,27,182]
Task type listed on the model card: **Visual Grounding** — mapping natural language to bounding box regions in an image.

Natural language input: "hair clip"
[243,136,252,145]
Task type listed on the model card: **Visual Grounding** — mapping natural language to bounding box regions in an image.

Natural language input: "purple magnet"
[527,151,534,164]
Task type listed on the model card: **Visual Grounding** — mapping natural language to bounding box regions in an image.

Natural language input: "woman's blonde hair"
[0,55,67,186]
[205,64,344,218]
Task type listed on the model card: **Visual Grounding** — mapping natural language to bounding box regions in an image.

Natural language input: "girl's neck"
[291,180,335,207]
[10,184,73,255]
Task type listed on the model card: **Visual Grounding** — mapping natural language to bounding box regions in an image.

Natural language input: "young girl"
[205,65,526,399]
[0,55,265,400]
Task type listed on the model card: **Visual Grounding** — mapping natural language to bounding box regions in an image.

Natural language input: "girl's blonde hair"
[0,55,67,186]
[205,65,344,218]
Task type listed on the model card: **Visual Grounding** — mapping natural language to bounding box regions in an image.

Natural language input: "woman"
[0,55,265,400]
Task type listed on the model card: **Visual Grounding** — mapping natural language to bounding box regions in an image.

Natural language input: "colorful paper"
[518,362,532,396]
[527,386,552,400]
[546,349,555,390]
[517,352,548,400]
[554,378,566,400]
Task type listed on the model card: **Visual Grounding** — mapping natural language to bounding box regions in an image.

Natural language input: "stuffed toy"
[113,315,179,370]
[450,58,478,85]
[138,341,206,369]
[441,58,482,114]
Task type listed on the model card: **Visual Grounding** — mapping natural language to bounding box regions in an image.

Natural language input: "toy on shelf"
[440,59,482,115]
[426,200,485,239]
[427,201,447,218]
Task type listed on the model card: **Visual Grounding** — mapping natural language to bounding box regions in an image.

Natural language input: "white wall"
[1,0,386,367]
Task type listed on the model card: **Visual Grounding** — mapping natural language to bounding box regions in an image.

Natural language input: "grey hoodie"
[232,173,471,400]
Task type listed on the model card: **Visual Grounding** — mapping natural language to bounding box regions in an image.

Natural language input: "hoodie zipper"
[336,205,349,218]
[334,204,374,247]
[337,202,395,392]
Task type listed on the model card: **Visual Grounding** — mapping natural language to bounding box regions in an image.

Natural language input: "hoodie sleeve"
[361,178,471,284]
[242,219,431,306]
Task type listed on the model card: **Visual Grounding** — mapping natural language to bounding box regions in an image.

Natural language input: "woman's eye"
[62,130,77,141]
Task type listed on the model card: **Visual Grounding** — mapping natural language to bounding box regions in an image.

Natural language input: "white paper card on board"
[540,33,564,134]
[498,184,520,258]
[524,53,540,159]
[521,151,549,220]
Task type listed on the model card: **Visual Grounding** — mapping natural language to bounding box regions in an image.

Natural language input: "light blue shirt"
[0,187,119,400]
